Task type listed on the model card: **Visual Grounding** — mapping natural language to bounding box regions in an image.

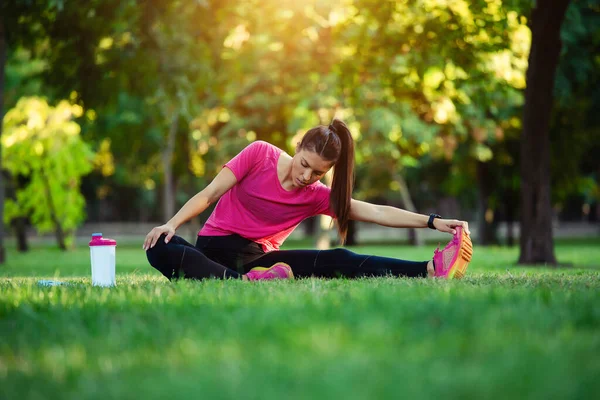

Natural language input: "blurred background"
[1,0,598,263]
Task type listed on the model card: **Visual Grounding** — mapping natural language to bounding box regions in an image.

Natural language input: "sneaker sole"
[449,230,473,279]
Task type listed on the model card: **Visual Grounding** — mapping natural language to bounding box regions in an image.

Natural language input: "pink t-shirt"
[199,141,334,252]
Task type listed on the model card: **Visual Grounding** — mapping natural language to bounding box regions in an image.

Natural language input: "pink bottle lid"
[89,233,117,246]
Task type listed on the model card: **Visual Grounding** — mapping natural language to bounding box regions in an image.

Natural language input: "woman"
[144,119,472,281]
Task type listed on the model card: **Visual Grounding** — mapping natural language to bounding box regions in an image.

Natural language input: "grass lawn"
[1,238,599,399]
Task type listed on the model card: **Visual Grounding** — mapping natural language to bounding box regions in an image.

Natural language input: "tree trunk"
[476,161,499,245]
[13,218,29,252]
[303,216,317,238]
[519,1,571,265]
[162,114,178,221]
[346,219,357,246]
[505,193,516,247]
[0,17,6,263]
[395,174,423,246]
[41,172,67,250]
[597,163,600,227]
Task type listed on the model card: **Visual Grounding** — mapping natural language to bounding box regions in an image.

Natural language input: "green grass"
[1,239,599,399]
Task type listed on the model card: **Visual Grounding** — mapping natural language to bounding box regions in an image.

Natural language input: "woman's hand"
[143,224,176,251]
[433,219,470,235]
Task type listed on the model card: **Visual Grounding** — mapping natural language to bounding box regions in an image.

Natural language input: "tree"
[2,97,94,249]
[3,44,50,251]
[334,0,527,246]
[0,16,6,262]
[550,1,600,225]
[1,0,116,254]
[519,0,571,264]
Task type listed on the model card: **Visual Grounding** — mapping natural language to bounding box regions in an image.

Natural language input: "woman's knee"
[146,234,169,257]
[325,248,356,259]
[314,248,359,265]
[145,235,175,276]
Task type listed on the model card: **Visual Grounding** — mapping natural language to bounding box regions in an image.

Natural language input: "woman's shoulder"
[247,140,280,152]
[240,140,281,160]
[231,140,282,174]
[307,180,331,194]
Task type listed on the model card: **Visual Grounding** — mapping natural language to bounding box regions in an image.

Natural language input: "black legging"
[146,234,429,280]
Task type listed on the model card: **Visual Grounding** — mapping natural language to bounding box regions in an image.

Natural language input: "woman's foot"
[245,262,294,281]
[432,226,473,279]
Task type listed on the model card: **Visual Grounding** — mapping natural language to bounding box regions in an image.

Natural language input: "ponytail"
[298,118,356,244]
[328,119,355,244]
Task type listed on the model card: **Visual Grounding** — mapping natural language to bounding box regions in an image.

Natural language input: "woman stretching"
[144,119,473,281]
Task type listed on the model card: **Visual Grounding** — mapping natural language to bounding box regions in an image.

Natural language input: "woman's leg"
[243,248,429,278]
[195,235,265,274]
[146,234,241,280]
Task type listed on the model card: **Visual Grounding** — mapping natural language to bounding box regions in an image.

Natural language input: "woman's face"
[291,148,335,188]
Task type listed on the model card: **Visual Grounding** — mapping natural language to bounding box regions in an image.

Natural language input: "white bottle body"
[90,245,116,287]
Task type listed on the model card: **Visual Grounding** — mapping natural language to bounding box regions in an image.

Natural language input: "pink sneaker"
[245,262,294,281]
[433,226,473,279]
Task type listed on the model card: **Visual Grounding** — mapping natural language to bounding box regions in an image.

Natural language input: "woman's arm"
[349,199,470,235]
[143,167,238,250]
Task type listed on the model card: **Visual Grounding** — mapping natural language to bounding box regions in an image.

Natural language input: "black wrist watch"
[428,213,441,230]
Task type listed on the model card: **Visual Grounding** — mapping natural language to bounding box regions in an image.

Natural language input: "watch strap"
[428,214,441,230]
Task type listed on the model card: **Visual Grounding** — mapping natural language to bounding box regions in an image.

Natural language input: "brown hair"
[298,118,355,243]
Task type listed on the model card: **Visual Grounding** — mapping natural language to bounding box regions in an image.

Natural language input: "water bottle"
[89,233,117,287]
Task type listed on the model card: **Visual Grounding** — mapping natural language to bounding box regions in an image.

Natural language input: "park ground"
[1,238,599,400]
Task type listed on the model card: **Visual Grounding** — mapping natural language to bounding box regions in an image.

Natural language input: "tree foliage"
[2,97,94,249]
[1,0,598,253]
